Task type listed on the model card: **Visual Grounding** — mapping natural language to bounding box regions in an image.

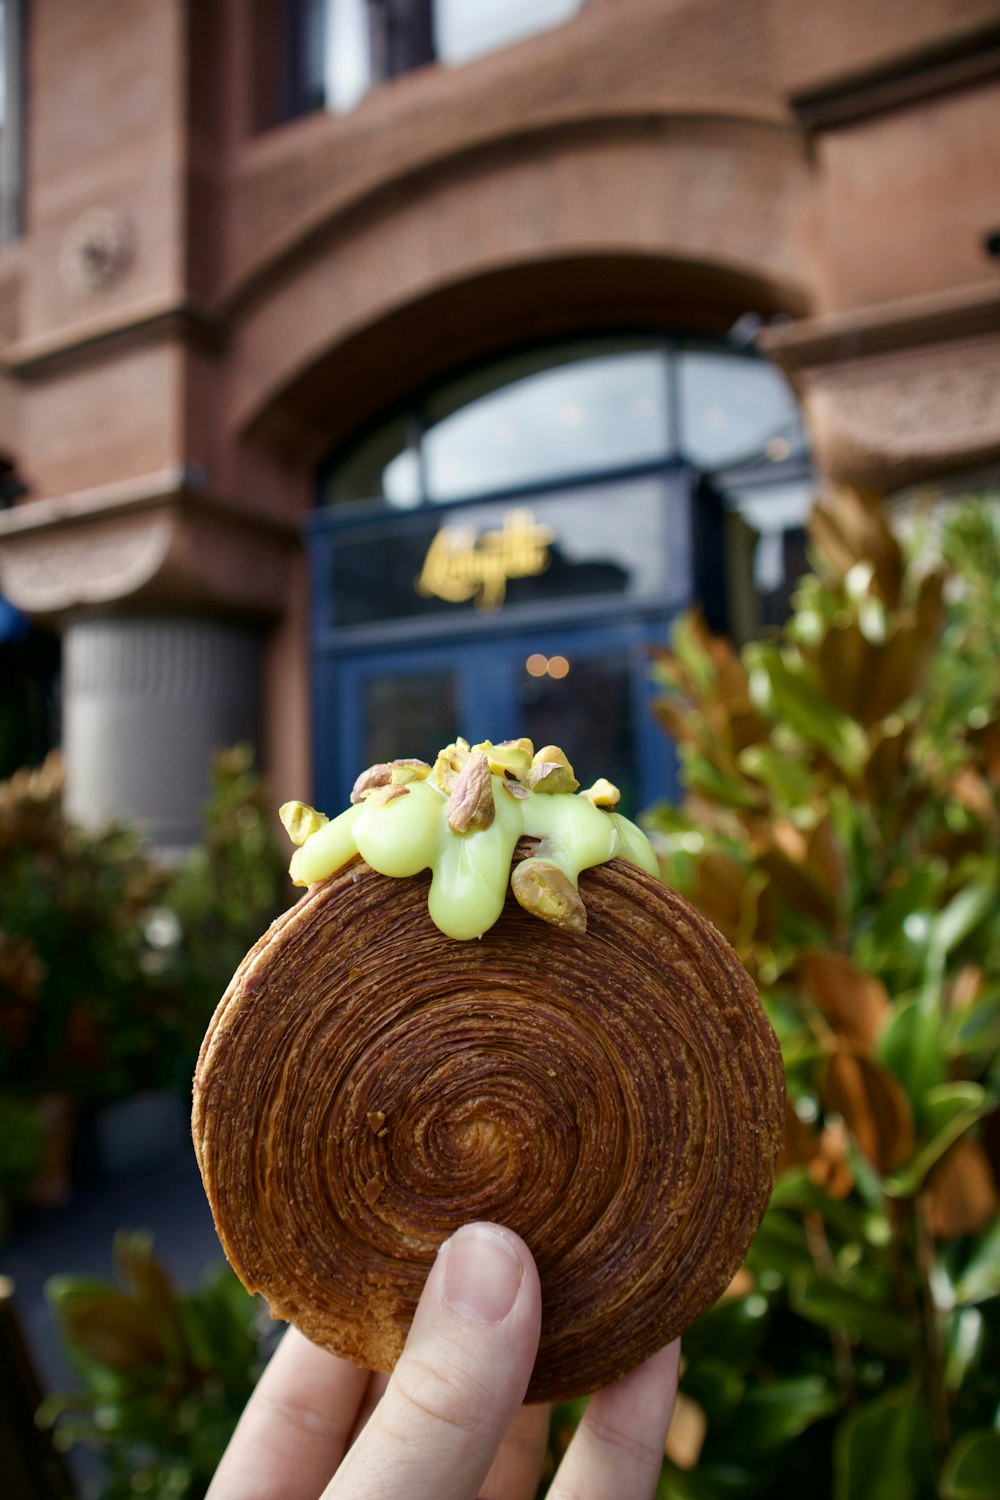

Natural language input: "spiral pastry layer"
[192,855,784,1402]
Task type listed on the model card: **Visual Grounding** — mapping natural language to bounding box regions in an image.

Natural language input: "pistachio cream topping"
[279,738,659,941]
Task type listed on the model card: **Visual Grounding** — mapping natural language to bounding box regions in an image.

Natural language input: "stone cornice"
[757,281,1000,371]
[0,467,298,540]
[0,470,299,621]
[0,295,226,379]
[791,20,1000,132]
[758,285,1000,489]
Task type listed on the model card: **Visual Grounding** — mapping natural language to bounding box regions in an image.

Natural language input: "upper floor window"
[0,0,24,243]
[271,0,585,122]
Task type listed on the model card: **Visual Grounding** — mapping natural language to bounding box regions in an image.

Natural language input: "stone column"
[63,615,262,857]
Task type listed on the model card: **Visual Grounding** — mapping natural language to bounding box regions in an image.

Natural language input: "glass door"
[319,621,675,818]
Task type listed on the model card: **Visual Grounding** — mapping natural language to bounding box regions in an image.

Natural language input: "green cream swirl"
[290,776,658,942]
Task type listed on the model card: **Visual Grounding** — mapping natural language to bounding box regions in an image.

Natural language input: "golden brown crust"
[192,856,784,1402]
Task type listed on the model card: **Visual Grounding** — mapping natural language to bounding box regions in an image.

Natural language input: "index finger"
[207,1326,372,1500]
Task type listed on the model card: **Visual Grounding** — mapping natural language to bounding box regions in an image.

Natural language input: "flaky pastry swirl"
[192,854,784,1402]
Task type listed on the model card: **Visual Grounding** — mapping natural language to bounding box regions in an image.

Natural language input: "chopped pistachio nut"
[473,738,534,781]
[580,777,621,809]
[279,800,330,846]
[525,760,580,794]
[510,858,587,933]
[390,760,430,785]
[367,783,410,807]
[350,764,393,803]
[448,751,496,833]
[430,738,471,793]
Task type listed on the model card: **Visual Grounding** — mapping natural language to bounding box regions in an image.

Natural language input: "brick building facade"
[0,1,998,845]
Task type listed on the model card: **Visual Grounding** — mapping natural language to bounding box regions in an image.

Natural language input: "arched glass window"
[323,335,808,505]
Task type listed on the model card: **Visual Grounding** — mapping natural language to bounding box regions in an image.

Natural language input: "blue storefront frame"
[305,462,716,815]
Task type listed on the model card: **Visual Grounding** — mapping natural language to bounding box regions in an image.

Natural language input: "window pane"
[362,668,458,769]
[435,0,582,65]
[424,342,670,501]
[678,347,807,470]
[518,645,638,814]
[324,0,372,113]
[326,478,682,627]
[325,413,421,506]
[0,5,6,128]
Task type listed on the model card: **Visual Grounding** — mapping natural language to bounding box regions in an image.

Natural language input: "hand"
[207,1221,680,1500]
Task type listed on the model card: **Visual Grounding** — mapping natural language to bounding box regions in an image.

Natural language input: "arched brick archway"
[226,109,813,464]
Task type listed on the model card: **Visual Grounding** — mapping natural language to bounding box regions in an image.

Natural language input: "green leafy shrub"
[40,1231,264,1499]
[0,756,176,1109]
[0,745,291,1210]
[646,491,1000,1499]
[159,744,291,1042]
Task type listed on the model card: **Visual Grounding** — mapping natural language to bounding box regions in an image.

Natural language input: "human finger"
[325,1222,542,1500]
[547,1339,680,1500]
[349,1370,390,1444]
[206,1326,369,1500]
[478,1399,551,1500]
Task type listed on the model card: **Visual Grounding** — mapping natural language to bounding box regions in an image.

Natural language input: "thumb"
[327,1222,542,1500]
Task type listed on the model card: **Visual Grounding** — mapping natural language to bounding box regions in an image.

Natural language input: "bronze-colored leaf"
[61,1292,166,1372]
[778,1097,819,1174]
[807,1119,855,1201]
[922,1136,998,1240]
[864,620,939,725]
[816,617,870,721]
[665,1393,708,1470]
[943,965,986,1014]
[948,765,996,821]
[799,952,890,1057]
[971,720,1000,784]
[809,490,904,608]
[864,718,910,805]
[819,1049,914,1173]
[756,818,842,933]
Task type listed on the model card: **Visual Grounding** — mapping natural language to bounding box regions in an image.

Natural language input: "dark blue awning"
[0,595,31,643]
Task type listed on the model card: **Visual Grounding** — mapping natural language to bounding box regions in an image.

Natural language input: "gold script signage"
[416,508,555,611]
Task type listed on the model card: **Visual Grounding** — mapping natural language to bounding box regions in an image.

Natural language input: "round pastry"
[192,738,784,1403]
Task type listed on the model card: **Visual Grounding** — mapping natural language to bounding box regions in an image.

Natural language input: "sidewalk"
[1,1141,227,1495]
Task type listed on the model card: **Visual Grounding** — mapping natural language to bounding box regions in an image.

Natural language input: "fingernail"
[443,1224,523,1324]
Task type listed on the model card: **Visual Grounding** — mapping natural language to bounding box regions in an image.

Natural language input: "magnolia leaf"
[745,1205,816,1285]
[768,1168,890,1249]
[820,1050,914,1173]
[49,1287,165,1372]
[799,951,890,1057]
[728,1375,839,1453]
[855,866,942,976]
[680,1358,747,1425]
[815,617,868,721]
[943,1307,984,1393]
[948,987,1000,1067]
[952,1215,1000,1306]
[877,998,948,1110]
[941,1430,1000,1500]
[921,1137,998,1241]
[833,1387,930,1500]
[746,643,868,774]
[885,1083,993,1197]
[925,876,998,978]
[864,619,938,725]
[790,1268,914,1358]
